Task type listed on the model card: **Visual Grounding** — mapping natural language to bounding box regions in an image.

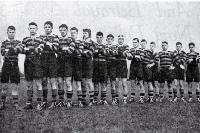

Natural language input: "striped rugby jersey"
[142,49,158,65]
[106,44,118,60]
[82,39,96,58]
[58,36,75,55]
[93,43,108,59]
[73,40,84,57]
[22,36,44,57]
[116,44,129,60]
[186,51,200,66]
[1,39,22,62]
[156,50,174,68]
[172,50,187,66]
[40,34,59,53]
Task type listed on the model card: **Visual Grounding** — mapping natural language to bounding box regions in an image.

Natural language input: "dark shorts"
[186,65,199,82]
[158,67,174,84]
[174,65,185,80]
[82,58,93,79]
[152,66,159,81]
[1,61,20,84]
[143,64,153,82]
[57,55,73,77]
[72,56,82,81]
[129,61,144,81]
[24,57,43,81]
[93,60,107,83]
[107,59,116,81]
[41,52,57,78]
[116,60,128,78]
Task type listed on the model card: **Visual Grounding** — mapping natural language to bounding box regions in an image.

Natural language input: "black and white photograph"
[0,0,200,132]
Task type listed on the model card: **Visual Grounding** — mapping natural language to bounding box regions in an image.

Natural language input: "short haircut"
[189,42,195,47]
[132,38,139,42]
[162,41,168,45]
[141,39,147,43]
[107,34,114,38]
[150,41,156,45]
[176,42,182,46]
[70,27,78,32]
[7,26,16,31]
[29,22,37,27]
[59,24,68,30]
[83,28,91,37]
[96,31,103,37]
[118,35,124,38]
[44,21,53,28]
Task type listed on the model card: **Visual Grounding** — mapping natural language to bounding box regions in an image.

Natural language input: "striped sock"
[168,91,173,98]
[67,91,73,102]
[180,89,184,98]
[148,90,154,99]
[111,89,115,101]
[37,90,43,103]
[196,91,200,98]
[77,90,82,101]
[188,91,192,98]
[131,92,135,99]
[12,95,18,105]
[27,90,33,104]
[159,92,164,99]
[94,91,99,101]
[89,91,94,102]
[58,89,65,102]
[140,92,145,99]
[123,94,127,100]
[115,94,119,101]
[52,89,57,102]
[101,90,107,101]
[173,89,178,98]
[43,89,48,102]
[82,91,87,104]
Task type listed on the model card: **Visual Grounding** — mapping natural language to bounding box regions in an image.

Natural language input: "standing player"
[115,35,129,104]
[22,22,44,110]
[142,41,158,103]
[81,29,96,106]
[156,41,174,102]
[93,32,108,105]
[40,21,59,109]
[70,27,84,107]
[186,42,200,102]
[57,24,75,108]
[172,42,187,102]
[128,38,140,103]
[106,34,118,105]
[0,26,23,110]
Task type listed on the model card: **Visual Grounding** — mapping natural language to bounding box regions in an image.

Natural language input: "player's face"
[96,35,103,44]
[140,41,147,49]
[83,32,89,40]
[28,25,38,36]
[118,38,124,45]
[176,44,182,51]
[7,29,15,40]
[150,43,155,51]
[70,30,78,39]
[132,40,139,48]
[59,27,68,37]
[189,45,195,52]
[162,43,168,51]
[106,37,114,45]
[44,24,52,35]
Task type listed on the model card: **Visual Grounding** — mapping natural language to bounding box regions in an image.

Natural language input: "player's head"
[96,31,103,44]
[161,41,168,51]
[118,35,124,45]
[132,38,139,48]
[44,21,53,35]
[188,42,195,52]
[106,34,114,45]
[140,39,147,49]
[83,28,91,40]
[59,24,68,37]
[70,27,78,39]
[176,42,182,51]
[150,41,156,51]
[7,26,16,40]
[28,22,38,36]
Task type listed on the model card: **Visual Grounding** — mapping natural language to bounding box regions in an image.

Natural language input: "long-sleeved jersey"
[172,50,187,66]
[73,40,84,57]
[58,36,75,56]
[106,44,118,60]
[40,34,59,53]
[142,49,158,65]
[1,39,23,62]
[186,51,200,66]
[116,44,129,60]
[81,40,96,59]
[93,43,108,60]
[22,36,44,57]
[156,50,173,68]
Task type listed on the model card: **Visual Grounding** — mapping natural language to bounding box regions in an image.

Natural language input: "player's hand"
[169,65,175,70]
[46,42,53,49]
[94,49,98,53]
[24,47,30,51]
[180,64,185,69]
[5,49,9,52]
[62,47,68,51]
[135,55,141,59]
[147,63,154,68]
[188,58,193,63]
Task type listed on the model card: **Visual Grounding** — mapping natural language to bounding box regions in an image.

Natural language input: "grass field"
[0,79,200,133]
